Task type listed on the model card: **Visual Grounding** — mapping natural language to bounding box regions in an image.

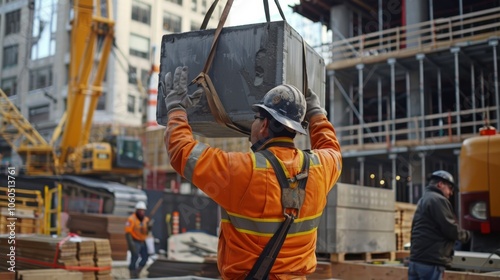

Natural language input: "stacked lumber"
[395,202,417,251]
[16,269,83,280]
[0,272,15,280]
[0,234,112,280]
[0,207,43,235]
[67,213,128,260]
[0,234,79,271]
[76,238,99,280]
[78,237,113,280]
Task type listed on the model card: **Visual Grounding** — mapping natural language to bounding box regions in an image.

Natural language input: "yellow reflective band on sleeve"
[184,142,208,181]
[221,210,322,237]
[309,152,320,165]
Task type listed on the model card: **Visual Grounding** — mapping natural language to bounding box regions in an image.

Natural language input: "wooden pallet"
[330,251,396,263]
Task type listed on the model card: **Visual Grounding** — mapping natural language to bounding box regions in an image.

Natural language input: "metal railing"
[326,7,500,69]
[337,106,497,150]
[0,186,44,234]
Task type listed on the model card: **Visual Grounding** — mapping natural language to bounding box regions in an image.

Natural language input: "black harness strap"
[245,150,310,280]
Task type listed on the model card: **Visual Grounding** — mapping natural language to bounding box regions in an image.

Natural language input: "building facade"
[0,0,224,165]
[293,0,500,203]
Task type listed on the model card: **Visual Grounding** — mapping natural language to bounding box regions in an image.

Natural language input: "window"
[129,34,150,59]
[5,9,21,35]
[201,0,207,14]
[127,94,136,113]
[2,45,18,69]
[163,12,181,33]
[129,66,137,84]
[190,21,199,31]
[29,66,53,90]
[97,92,106,110]
[1,77,18,96]
[191,0,197,12]
[28,104,50,123]
[141,69,149,88]
[120,138,144,161]
[31,0,57,60]
[166,0,182,5]
[131,1,151,24]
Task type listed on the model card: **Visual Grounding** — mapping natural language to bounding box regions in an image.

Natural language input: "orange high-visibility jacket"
[165,111,342,279]
[125,213,150,242]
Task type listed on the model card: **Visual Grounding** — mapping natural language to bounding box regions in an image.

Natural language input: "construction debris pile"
[0,234,112,280]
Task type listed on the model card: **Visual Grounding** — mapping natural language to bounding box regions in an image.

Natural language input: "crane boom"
[0,0,143,181]
[59,0,115,173]
[0,89,49,148]
[0,88,54,174]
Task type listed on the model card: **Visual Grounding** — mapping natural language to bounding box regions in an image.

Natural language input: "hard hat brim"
[252,104,308,135]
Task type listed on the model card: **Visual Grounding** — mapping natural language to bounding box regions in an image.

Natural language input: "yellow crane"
[0,0,143,181]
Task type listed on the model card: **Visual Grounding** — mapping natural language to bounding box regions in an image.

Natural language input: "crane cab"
[77,135,143,178]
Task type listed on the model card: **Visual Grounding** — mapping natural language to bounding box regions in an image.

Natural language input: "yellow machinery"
[0,184,62,235]
[0,0,143,181]
[459,126,500,252]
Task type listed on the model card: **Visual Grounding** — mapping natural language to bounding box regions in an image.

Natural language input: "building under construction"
[293,0,500,203]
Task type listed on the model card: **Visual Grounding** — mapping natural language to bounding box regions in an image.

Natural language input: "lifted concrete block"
[157,21,325,137]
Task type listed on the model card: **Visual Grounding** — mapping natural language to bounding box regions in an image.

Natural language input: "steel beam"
[334,77,378,143]
[417,54,425,142]
[378,77,383,142]
[490,40,499,127]
[471,63,477,132]
[388,58,396,145]
[357,63,364,144]
[328,70,335,124]
[358,156,365,186]
[452,47,461,136]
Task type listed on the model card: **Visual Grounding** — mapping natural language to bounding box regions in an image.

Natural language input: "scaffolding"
[309,4,500,203]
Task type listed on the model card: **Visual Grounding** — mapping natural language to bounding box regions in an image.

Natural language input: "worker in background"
[409,170,471,280]
[161,66,342,279]
[125,201,151,278]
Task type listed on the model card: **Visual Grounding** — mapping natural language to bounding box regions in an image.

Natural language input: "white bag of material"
[146,235,155,255]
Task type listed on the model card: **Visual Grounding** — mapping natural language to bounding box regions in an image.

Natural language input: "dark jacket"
[410,185,470,267]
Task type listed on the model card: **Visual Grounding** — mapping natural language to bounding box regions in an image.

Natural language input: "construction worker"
[409,170,471,280]
[125,201,151,278]
[160,66,342,279]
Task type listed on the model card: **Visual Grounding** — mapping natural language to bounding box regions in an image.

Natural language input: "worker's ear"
[259,118,270,138]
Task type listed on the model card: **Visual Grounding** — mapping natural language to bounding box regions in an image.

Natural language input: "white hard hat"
[135,201,147,210]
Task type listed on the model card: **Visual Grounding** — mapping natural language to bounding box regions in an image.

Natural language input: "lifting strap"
[245,149,310,280]
[193,0,288,136]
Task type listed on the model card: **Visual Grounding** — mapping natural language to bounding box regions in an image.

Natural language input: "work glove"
[305,88,327,121]
[160,66,204,114]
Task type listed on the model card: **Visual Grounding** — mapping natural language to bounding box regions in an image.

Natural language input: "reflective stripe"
[184,142,208,181]
[309,152,320,166]
[255,150,321,168]
[221,210,322,237]
[254,152,268,169]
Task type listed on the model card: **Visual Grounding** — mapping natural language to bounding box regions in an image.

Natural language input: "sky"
[228,0,301,27]
[228,0,330,58]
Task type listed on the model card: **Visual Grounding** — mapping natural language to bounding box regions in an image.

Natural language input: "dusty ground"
[111,253,154,279]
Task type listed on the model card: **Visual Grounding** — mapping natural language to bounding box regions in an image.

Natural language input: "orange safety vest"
[125,213,150,242]
[166,111,342,279]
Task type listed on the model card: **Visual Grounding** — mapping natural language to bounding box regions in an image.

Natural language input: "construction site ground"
[108,251,500,280]
[111,252,154,279]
